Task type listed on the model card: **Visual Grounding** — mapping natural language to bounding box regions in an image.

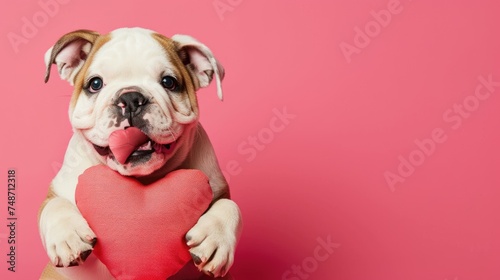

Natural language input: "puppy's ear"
[172,34,225,101]
[44,30,100,85]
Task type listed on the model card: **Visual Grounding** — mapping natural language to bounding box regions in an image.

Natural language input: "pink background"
[1,0,499,279]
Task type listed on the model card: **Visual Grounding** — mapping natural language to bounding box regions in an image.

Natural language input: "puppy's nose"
[116,92,148,116]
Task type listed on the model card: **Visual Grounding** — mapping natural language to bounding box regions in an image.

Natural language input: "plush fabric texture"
[76,165,213,280]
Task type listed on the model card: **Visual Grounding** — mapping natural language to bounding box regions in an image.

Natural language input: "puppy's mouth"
[93,141,175,162]
[92,127,177,164]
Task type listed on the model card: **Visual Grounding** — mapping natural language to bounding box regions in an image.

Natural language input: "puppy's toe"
[185,199,241,277]
[186,217,236,277]
[188,239,217,267]
[201,248,233,278]
[190,252,203,266]
[186,225,209,248]
[44,215,97,267]
[75,224,97,245]
[54,241,74,267]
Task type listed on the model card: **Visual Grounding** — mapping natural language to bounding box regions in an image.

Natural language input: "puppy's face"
[45,28,224,176]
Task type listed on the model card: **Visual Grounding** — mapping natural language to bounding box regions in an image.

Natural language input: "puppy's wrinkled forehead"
[88,28,179,82]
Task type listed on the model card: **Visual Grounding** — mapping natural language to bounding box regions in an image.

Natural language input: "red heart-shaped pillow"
[76,165,212,280]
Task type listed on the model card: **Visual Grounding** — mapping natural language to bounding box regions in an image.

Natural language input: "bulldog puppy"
[38,27,242,280]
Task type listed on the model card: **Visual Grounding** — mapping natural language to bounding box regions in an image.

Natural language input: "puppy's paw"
[185,200,241,278]
[186,217,235,277]
[44,214,97,267]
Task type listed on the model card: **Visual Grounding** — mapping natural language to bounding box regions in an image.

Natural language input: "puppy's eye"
[161,76,178,91]
[87,77,103,93]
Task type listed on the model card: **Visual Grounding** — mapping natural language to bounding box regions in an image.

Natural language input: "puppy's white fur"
[39,28,242,279]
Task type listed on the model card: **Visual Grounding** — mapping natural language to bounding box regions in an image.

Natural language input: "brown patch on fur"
[44,30,100,83]
[37,184,56,223]
[152,33,199,115]
[40,263,69,280]
[70,33,111,111]
[44,30,112,112]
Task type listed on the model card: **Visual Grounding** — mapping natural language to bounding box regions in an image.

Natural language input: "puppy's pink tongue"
[109,127,149,164]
